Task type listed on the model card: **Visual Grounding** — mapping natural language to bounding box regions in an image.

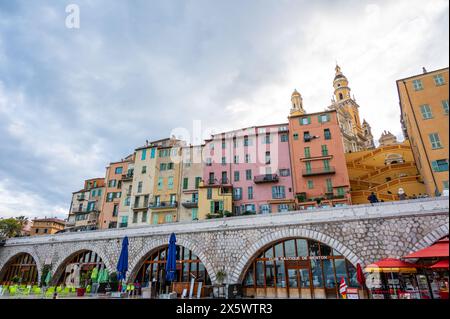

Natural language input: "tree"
[0,218,23,239]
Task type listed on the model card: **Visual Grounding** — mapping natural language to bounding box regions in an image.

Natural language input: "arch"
[0,248,43,284]
[230,228,364,284]
[406,223,449,254]
[51,244,113,285]
[0,249,42,284]
[128,237,217,283]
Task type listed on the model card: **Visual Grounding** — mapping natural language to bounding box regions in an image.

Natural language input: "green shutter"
[299,118,303,125]
[210,201,214,213]
[219,201,224,211]
[327,114,331,122]
[431,161,439,172]
[318,115,322,123]
[308,116,311,124]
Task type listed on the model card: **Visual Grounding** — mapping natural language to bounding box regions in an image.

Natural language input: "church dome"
[292,89,301,97]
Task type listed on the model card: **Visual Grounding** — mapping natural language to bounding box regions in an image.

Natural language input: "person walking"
[367,192,379,204]
[398,188,407,200]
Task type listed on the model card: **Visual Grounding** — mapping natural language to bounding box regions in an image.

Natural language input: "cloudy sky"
[0,0,448,220]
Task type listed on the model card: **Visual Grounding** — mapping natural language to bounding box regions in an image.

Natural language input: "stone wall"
[0,197,448,284]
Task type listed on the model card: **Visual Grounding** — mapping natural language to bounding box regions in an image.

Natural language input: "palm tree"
[0,218,23,238]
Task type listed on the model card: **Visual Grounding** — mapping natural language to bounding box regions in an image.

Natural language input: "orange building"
[288,107,351,209]
[397,67,449,196]
[98,154,134,229]
[30,218,65,236]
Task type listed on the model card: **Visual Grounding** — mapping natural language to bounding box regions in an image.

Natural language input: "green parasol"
[44,270,52,286]
[91,267,99,283]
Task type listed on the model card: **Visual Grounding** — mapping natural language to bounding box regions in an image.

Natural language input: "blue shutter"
[431,161,439,172]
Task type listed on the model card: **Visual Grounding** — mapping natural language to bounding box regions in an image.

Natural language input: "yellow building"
[30,218,65,236]
[346,137,426,204]
[397,67,449,196]
[197,181,233,220]
[149,139,184,224]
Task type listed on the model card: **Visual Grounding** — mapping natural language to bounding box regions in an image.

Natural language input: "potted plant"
[216,269,227,285]
[12,276,21,284]
[77,273,89,297]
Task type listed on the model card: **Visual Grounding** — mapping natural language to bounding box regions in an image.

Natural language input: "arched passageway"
[242,238,360,299]
[0,253,38,285]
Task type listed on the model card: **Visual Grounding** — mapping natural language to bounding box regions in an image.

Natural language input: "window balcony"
[181,200,198,208]
[77,195,87,201]
[119,223,128,228]
[132,203,149,210]
[207,178,230,186]
[254,174,279,184]
[122,172,134,181]
[302,166,336,176]
[149,201,178,209]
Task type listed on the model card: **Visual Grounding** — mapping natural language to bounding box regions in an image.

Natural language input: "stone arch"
[406,222,449,254]
[0,248,43,283]
[128,236,217,283]
[51,244,113,285]
[230,228,364,284]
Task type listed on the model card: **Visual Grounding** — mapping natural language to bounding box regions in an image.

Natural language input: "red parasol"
[429,259,449,269]
[356,263,366,288]
[403,238,449,259]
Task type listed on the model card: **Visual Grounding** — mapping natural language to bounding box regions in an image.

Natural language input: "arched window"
[56,250,106,286]
[0,253,38,285]
[242,238,358,299]
[339,93,343,100]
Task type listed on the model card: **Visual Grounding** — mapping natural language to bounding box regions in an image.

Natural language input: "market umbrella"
[117,236,129,282]
[403,238,449,259]
[165,233,177,282]
[365,258,419,273]
[44,270,52,286]
[91,266,99,283]
[356,263,366,288]
[430,259,449,269]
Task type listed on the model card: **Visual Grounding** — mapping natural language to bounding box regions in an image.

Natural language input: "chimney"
[422,67,427,74]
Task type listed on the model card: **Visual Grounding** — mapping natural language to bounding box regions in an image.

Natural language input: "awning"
[404,238,449,259]
[365,258,419,273]
[430,259,449,269]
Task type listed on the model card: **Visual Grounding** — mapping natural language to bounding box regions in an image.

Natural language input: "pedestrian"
[398,188,407,200]
[411,194,417,199]
[367,192,379,204]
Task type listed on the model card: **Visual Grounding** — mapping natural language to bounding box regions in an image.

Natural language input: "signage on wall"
[346,288,359,299]
[264,256,334,262]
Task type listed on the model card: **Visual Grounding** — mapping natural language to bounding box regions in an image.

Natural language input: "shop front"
[242,238,363,299]
[134,245,211,298]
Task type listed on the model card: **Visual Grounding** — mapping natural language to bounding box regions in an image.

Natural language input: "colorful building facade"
[30,218,65,236]
[288,109,352,209]
[397,67,449,196]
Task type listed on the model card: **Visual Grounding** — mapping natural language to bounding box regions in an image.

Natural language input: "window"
[413,79,423,91]
[246,169,252,180]
[137,182,143,193]
[44,229,48,234]
[278,204,289,212]
[337,187,345,196]
[442,100,449,114]
[244,136,250,146]
[431,159,448,172]
[420,104,433,119]
[265,151,271,164]
[165,214,173,223]
[326,179,333,193]
[234,155,239,164]
[263,133,272,144]
[192,208,198,220]
[324,129,331,140]
[141,211,147,223]
[125,196,131,206]
[307,180,314,189]
[293,133,298,140]
[121,216,128,225]
[157,177,163,190]
[280,133,288,142]
[260,204,270,214]
[207,188,212,200]
[107,192,114,202]
[150,148,156,158]
[303,132,311,142]
[233,187,242,200]
[141,149,147,160]
[305,162,312,173]
[141,166,147,174]
[279,169,290,176]
[115,167,123,174]
[248,186,253,200]
[321,145,328,156]
[206,158,212,166]
[182,177,189,190]
[97,189,102,196]
[300,117,311,125]
[160,163,167,171]
[319,114,330,123]
[222,140,226,149]
[108,179,117,188]
[429,133,442,149]
[91,189,96,197]
[304,147,311,158]
[167,162,174,170]
[443,181,449,190]
[221,171,228,183]
[245,154,251,163]
[168,176,174,190]
[170,194,176,204]
[152,214,158,225]
[221,157,226,165]
[113,204,119,217]
[234,171,240,182]
[195,177,201,189]
[323,159,331,170]
[272,186,285,199]
[434,74,445,86]
[233,138,238,148]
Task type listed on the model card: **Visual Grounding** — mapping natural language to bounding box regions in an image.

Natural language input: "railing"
[149,201,178,209]
[207,178,230,185]
[302,167,336,176]
[122,172,134,180]
[119,223,128,228]
[254,174,279,183]
[133,202,149,210]
[77,195,86,201]
[72,206,100,214]
[182,201,198,208]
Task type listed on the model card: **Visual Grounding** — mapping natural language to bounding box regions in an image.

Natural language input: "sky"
[0,0,448,220]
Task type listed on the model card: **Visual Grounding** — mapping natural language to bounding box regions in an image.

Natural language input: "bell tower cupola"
[290,89,306,116]
[333,64,351,101]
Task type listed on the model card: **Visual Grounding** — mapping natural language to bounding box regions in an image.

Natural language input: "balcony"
[119,223,128,228]
[77,195,87,201]
[149,201,178,209]
[207,178,230,186]
[182,201,198,208]
[132,202,149,210]
[122,172,134,181]
[302,166,336,176]
[254,174,279,184]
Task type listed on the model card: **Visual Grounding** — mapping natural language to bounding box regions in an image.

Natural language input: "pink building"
[202,123,295,215]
